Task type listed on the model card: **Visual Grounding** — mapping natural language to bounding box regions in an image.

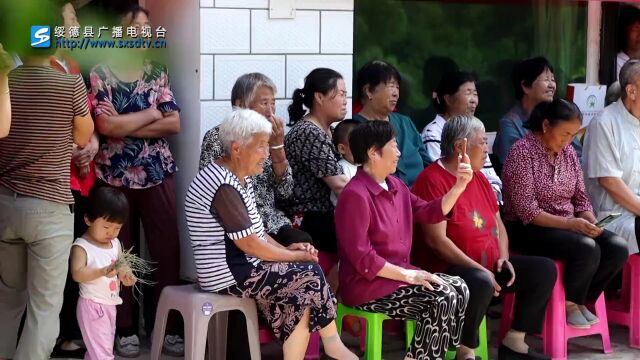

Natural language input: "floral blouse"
[199,126,294,234]
[502,133,593,224]
[90,60,180,189]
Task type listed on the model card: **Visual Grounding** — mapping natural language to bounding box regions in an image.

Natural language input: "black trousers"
[58,190,90,341]
[447,255,556,348]
[507,222,628,304]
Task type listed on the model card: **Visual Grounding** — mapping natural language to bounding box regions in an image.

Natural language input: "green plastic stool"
[337,303,488,360]
[336,303,413,360]
[405,317,488,360]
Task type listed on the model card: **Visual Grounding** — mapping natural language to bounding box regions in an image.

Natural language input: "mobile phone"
[595,213,622,228]
[495,263,514,287]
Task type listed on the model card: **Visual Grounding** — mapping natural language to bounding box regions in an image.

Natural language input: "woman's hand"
[72,135,99,168]
[268,115,285,147]
[403,269,444,290]
[496,258,515,287]
[567,217,603,238]
[454,138,473,192]
[290,243,319,263]
[96,100,118,117]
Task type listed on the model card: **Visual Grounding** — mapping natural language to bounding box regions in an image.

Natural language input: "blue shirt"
[354,112,430,187]
[493,102,582,167]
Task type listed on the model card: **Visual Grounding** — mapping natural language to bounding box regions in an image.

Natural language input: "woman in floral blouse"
[199,73,311,247]
[89,5,182,357]
[502,99,628,329]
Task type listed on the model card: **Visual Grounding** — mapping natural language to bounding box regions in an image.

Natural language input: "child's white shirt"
[331,159,358,206]
[73,237,123,305]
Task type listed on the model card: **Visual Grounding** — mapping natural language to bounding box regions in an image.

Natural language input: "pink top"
[335,168,449,306]
[502,133,592,224]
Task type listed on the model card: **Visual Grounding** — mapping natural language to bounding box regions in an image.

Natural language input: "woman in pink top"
[502,99,628,329]
[335,120,473,360]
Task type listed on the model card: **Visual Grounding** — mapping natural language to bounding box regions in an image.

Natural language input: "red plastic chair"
[607,254,640,348]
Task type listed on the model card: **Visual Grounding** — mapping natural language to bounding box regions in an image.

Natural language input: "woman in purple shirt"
[335,120,472,360]
[503,99,628,329]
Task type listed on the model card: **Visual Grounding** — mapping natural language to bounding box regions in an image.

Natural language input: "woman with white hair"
[186,109,357,360]
[199,72,311,247]
[412,115,556,360]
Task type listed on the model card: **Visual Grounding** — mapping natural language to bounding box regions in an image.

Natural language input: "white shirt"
[584,99,640,254]
[73,238,123,305]
[421,114,503,203]
[617,51,630,81]
[331,159,358,206]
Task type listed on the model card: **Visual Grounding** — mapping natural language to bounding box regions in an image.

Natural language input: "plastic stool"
[607,254,640,348]
[498,261,612,360]
[150,284,261,360]
[336,303,482,360]
[445,317,488,360]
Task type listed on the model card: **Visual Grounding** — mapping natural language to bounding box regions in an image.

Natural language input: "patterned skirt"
[356,274,469,360]
[217,261,336,342]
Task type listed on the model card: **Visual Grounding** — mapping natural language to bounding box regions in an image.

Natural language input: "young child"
[331,119,360,205]
[70,187,136,360]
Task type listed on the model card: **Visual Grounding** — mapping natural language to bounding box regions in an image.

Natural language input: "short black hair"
[433,71,478,114]
[86,187,129,224]
[332,119,359,148]
[618,5,640,53]
[356,60,402,102]
[349,120,395,165]
[512,56,555,100]
[525,98,582,133]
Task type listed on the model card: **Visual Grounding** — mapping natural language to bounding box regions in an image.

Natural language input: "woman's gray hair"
[219,109,272,154]
[620,59,640,100]
[440,114,485,159]
[230,72,277,108]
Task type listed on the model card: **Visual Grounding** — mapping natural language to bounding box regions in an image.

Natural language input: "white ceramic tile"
[200,55,214,100]
[200,0,214,7]
[215,0,268,8]
[251,10,319,54]
[214,55,285,100]
[286,55,353,97]
[297,0,353,10]
[200,8,250,53]
[200,101,233,140]
[321,11,353,54]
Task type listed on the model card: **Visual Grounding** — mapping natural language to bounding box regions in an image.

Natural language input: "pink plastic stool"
[607,254,640,348]
[498,261,612,360]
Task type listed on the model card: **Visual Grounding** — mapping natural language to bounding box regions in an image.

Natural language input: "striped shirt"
[185,162,265,292]
[0,66,89,204]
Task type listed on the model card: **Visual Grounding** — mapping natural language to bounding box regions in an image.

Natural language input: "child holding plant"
[70,187,147,360]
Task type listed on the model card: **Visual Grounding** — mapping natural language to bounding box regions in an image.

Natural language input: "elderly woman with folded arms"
[186,109,357,360]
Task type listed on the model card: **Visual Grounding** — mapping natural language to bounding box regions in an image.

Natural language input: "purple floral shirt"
[502,133,592,224]
[90,60,180,189]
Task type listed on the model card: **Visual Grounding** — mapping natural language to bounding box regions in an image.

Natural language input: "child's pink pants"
[77,297,116,360]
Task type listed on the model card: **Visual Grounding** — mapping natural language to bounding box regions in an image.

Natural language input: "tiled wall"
[198,0,354,141]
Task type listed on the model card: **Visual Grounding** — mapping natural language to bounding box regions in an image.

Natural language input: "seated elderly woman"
[335,120,471,360]
[353,60,429,187]
[186,109,357,360]
[412,115,556,360]
[200,72,311,247]
[503,99,628,329]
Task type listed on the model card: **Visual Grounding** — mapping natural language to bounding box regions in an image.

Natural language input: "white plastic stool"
[150,284,261,360]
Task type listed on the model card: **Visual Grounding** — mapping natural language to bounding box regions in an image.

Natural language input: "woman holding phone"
[502,99,628,329]
[413,114,555,360]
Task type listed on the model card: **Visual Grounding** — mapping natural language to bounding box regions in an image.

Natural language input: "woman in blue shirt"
[353,60,430,187]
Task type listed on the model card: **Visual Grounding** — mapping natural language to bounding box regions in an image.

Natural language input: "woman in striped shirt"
[186,109,357,359]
